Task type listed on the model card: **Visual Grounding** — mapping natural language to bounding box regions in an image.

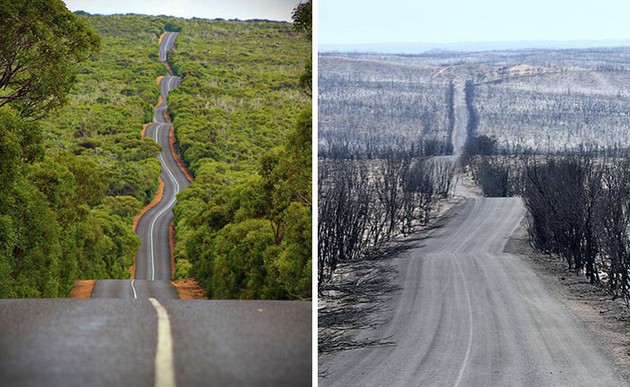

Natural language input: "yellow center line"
[149,298,176,387]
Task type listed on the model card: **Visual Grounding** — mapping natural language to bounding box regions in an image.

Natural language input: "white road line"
[453,257,474,387]
[145,33,181,281]
[148,123,181,280]
[161,33,175,62]
[451,200,484,387]
[149,298,176,387]
[165,33,172,54]
[167,76,176,91]
[159,153,181,194]
[432,65,451,79]
[130,279,138,299]
[160,33,170,62]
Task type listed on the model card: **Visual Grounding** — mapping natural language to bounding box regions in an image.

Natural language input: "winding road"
[133,33,189,284]
[93,32,187,299]
[0,32,311,386]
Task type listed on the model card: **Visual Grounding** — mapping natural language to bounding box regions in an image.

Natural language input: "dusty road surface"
[320,197,628,386]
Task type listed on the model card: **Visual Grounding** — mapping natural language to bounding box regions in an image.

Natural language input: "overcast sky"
[63,0,300,21]
[319,0,630,45]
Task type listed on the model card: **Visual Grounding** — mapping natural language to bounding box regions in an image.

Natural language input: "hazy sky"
[63,0,300,21]
[319,0,630,45]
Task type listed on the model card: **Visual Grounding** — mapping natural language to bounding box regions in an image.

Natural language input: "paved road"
[159,31,177,62]
[92,279,179,299]
[320,197,627,386]
[0,299,311,386]
[93,32,186,299]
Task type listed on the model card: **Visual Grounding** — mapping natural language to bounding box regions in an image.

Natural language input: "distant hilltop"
[319,39,630,54]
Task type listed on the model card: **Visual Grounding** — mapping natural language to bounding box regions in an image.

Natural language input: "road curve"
[320,197,627,386]
[93,32,187,299]
[159,31,177,62]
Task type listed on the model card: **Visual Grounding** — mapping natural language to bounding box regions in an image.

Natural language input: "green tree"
[155,14,311,300]
[292,0,312,95]
[0,6,156,298]
[0,0,100,117]
[291,1,312,41]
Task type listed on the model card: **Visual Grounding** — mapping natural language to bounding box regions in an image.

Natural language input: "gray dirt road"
[320,197,628,386]
[452,79,467,156]
[93,32,187,299]
[0,299,311,386]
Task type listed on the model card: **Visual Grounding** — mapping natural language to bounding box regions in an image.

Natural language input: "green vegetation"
[0,0,111,297]
[0,0,100,118]
[0,4,185,297]
[42,13,168,207]
[34,13,183,296]
[0,0,311,298]
[168,11,312,299]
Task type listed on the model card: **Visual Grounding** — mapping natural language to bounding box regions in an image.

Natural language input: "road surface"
[427,80,474,197]
[159,31,177,62]
[0,299,311,386]
[93,32,186,299]
[452,80,468,156]
[320,197,627,386]
[135,71,188,282]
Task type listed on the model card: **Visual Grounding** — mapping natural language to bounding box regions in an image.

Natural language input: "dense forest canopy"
[168,3,312,299]
[0,0,311,299]
[0,0,100,118]
[0,0,108,297]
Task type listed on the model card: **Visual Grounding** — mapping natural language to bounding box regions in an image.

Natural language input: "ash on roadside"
[318,196,465,364]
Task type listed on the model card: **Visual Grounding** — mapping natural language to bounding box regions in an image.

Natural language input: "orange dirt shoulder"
[164,61,175,76]
[141,123,150,137]
[71,280,96,298]
[132,177,165,233]
[171,278,208,300]
[169,127,194,183]
[169,221,176,277]
[157,32,167,46]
